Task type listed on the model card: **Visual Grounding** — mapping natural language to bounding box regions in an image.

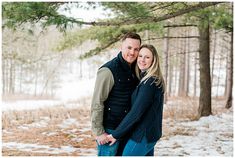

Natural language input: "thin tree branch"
[62,2,223,26]
[164,24,198,28]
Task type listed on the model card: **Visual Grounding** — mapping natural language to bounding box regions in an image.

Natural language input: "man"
[91,32,141,156]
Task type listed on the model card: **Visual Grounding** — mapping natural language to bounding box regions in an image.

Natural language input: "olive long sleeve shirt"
[91,67,114,136]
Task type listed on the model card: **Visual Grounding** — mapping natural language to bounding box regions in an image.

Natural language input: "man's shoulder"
[101,57,118,69]
[98,67,112,76]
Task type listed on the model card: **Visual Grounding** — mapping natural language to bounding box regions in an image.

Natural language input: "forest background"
[1,1,233,156]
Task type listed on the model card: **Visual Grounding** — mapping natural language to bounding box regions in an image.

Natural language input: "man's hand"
[107,134,117,146]
[96,133,109,145]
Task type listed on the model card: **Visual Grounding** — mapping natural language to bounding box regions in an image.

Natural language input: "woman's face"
[137,47,153,71]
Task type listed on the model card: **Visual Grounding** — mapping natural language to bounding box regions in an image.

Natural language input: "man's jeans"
[122,136,156,156]
[97,129,119,156]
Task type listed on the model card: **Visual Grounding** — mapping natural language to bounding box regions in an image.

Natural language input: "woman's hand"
[107,134,117,146]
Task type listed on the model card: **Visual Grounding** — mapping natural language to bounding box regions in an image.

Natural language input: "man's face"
[121,38,141,65]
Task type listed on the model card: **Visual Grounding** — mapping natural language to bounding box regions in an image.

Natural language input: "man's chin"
[127,59,136,64]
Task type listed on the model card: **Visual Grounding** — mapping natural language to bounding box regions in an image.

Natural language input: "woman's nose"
[140,57,145,62]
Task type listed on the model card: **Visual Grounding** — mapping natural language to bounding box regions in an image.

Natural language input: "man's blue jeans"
[122,136,156,156]
[97,129,119,156]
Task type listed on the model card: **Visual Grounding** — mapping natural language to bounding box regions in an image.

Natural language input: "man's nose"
[129,49,135,54]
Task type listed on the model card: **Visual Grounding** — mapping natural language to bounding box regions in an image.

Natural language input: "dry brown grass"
[2,94,56,102]
[2,96,95,156]
[163,97,199,121]
[163,96,229,121]
[2,105,90,129]
[2,96,231,156]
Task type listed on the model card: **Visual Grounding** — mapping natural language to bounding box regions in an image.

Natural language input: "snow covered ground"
[2,100,63,111]
[3,142,96,155]
[155,110,233,156]
[2,101,233,156]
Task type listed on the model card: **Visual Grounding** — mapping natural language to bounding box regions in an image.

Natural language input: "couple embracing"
[91,32,165,156]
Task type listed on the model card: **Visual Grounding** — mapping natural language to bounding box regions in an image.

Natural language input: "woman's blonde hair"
[135,44,165,92]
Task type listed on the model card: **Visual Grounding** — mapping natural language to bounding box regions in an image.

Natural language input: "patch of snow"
[41,132,58,136]
[71,137,84,142]
[2,100,63,111]
[57,118,79,129]
[78,127,91,133]
[155,110,233,156]
[17,117,50,130]
[2,142,91,154]
[2,130,13,134]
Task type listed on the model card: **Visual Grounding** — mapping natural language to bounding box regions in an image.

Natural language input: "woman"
[107,44,165,156]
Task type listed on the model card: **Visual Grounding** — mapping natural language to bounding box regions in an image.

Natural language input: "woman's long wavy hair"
[135,44,165,92]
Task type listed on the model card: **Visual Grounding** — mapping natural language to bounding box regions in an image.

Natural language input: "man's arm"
[91,67,114,138]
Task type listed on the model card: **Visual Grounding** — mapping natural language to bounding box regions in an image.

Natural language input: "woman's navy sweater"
[112,77,164,143]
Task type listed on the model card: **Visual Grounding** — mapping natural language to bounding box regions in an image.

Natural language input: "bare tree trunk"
[19,64,23,93]
[197,21,212,118]
[174,38,180,96]
[79,45,83,79]
[225,30,233,109]
[2,58,6,94]
[216,44,223,98]
[34,63,39,96]
[145,30,150,44]
[41,55,63,96]
[163,27,169,102]
[178,34,186,96]
[9,58,15,94]
[194,52,198,97]
[168,50,173,96]
[185,28,190,96]
[211,30,217,84]
[79,60,83,78]
[6,59,9,93]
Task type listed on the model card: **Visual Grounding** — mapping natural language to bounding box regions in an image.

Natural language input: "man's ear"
[120,42,124,51]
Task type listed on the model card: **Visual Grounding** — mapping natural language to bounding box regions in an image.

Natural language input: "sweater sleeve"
[91,67,114,136]
[111,78,157,139]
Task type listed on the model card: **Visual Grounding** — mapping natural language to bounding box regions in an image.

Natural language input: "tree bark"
[197,21,212,117]
[163,27,169,102]
[225,30,233,109]
[9,58,15,94]
[168,49,173,96]
[211,30,217,84]
[185,28,190,96]
[216,44,223,98]
[194,52,198,97]
[178,33,186,96]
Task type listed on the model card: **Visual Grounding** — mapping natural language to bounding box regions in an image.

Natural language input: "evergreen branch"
[79,34,123,59]
[72,2,222,26]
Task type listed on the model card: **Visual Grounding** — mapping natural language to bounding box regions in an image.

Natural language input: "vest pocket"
[106,106,129,122]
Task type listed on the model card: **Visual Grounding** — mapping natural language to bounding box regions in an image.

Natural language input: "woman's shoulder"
[142,77,164,90]
[143,76,157,84]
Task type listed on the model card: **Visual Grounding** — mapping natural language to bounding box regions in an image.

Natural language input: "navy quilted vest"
[101,52,138,129]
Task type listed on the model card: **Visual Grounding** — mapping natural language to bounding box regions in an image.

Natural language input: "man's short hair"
[122,32,141,45]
